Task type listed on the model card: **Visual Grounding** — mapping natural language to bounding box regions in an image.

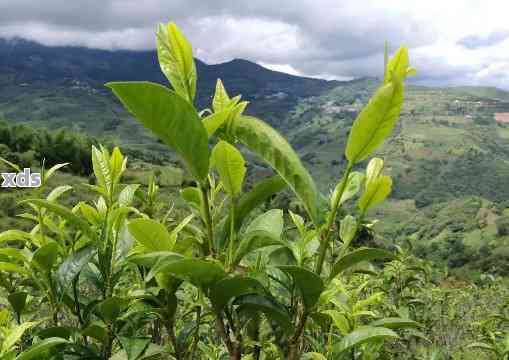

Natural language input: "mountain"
[0,38,338,120]
[2,39,509,273]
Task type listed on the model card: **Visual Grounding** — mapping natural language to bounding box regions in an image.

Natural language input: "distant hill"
[0,38,339,121]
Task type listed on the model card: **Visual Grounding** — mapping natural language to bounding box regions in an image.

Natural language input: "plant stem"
[165,319,180,358]
[72,272,88,345]
[315,163,353,275]
[216,314,234,355]
[102,323,114,359]
[227,197,236,269]
[200,183,215,257]
[189,306,201,360]
[288,305,308,360]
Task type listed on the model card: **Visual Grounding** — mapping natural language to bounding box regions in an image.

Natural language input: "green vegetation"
[0,21,508,360]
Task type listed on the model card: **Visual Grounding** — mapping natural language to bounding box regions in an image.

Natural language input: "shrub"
[0,22,416,359]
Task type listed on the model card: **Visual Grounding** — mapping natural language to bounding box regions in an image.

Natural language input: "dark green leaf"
[118,337,151,360]
[16,337,68,360]
[8,292,28,315]
[210,276,266,311]
[37,327,72,340]
[82,323,108,343]
[234,294,293,334]
[32,242,59,271]
[370,317,421,330]
[278,265,324,309]
[56,246,96,294]
[234,176,286,231]
[151,258,226,289]
[96,297,129,323]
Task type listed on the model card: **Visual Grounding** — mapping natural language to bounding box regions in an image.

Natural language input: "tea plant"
[0,22,418,359]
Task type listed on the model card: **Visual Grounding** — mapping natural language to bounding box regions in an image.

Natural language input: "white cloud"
[0,0,508,89]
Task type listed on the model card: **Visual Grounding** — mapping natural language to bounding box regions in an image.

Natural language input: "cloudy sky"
[1,0,509,89]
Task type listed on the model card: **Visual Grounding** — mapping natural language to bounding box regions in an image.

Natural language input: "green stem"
[200,183,215,257]
[315,163,353,275]
[37,210,46,246]
[326,323,334,358]
[227,197,236,269]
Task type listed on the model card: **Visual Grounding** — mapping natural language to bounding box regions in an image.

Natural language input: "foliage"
[3,20,508,360]
[0,22,421,360]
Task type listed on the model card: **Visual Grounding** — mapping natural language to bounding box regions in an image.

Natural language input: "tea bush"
[7,22,500,360]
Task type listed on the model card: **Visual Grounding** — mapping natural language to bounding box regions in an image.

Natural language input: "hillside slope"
[2,39,509,273]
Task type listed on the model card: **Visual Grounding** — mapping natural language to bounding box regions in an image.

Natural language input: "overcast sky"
[1,0,508,89]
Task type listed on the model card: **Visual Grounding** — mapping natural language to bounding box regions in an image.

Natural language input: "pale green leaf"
[213,79,230,112]
[156,22,196,102]
[43,163,68,183]
[339,215,358,251]
[358,176,392,212]
[384,46,410,84]
[118,184,140,207]
[46,185,72,203]
[334,327,398,354]
[0,230,31,244]
[128,219,175,252]
[211,140,246,196]
[331,171,365,209]
[2,321,40,354]
[365,158,384,188]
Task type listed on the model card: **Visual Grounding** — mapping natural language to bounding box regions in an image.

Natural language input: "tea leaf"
[231,115,322,224]
[156,22,196,102]
[210,276,266,311]
[211,141,246,196]
[16,337,68,360]
[358,175,392,212]
[370,317,421,329]
[56,246,96,294]
[333,327,398,354]
[234,294,293,333]
[128,218,175,252]
[330,248,395,280]
[106,81,209,181]
[278,265,324,309]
